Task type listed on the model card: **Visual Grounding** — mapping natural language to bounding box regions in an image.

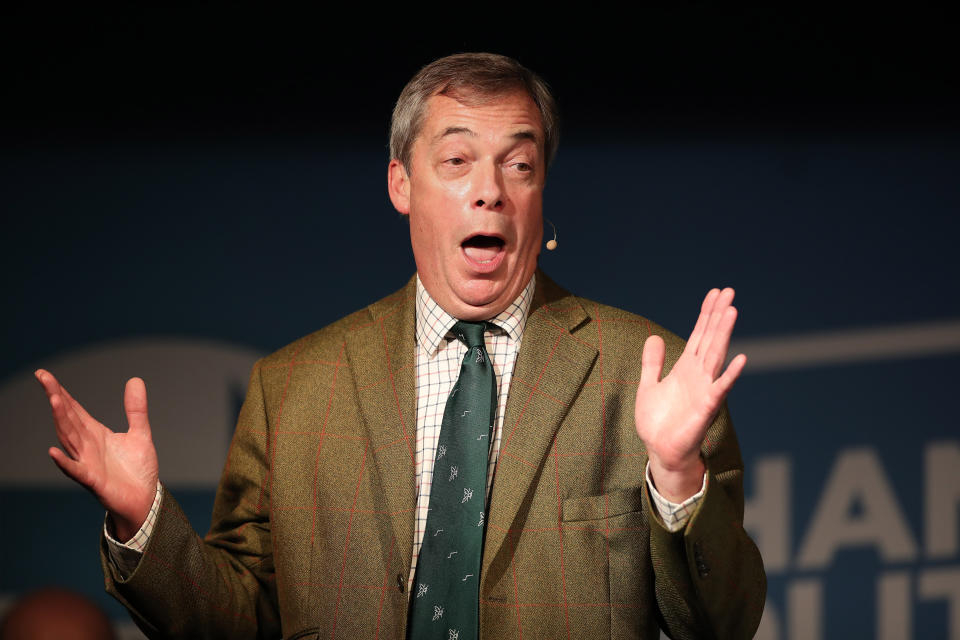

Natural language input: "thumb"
[124,377,152,437]
[639,334,665,386]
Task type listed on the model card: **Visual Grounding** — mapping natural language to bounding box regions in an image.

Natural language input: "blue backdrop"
[2,132,958,639]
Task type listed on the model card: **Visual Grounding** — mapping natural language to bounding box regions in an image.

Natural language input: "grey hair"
[389,52,560,173]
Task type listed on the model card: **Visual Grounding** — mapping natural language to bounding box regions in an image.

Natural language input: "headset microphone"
[545,218,558,250]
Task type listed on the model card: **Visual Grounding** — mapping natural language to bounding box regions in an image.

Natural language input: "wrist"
[108,490,155,543]
[647,455,705,503]
[110,512,146,543]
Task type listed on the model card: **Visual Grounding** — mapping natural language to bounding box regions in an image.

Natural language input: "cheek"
[523,225,544,254]
[410,184,466,229]
[516,194,544,239]
[415,171,469,202]
[409,205,452,264]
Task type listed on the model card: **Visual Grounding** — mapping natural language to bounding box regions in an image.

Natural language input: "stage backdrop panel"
[2,135,957,639]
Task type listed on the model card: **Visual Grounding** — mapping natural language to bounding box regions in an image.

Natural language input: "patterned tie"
[408,321,496,640]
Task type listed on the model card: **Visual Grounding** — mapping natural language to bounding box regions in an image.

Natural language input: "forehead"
[418,91,544,147]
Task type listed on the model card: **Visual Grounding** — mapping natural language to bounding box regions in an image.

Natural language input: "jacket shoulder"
[257,281,414,368]
[573,294,685,349]
[532,270,681,346]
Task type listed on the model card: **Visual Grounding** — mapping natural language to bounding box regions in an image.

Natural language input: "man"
[37,53,765,639]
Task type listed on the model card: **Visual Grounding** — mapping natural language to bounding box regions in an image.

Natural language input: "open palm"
[635,288,746,500]
[37,370,158,541]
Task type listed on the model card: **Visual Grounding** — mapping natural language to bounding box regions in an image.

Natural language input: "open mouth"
[461,234,505,265]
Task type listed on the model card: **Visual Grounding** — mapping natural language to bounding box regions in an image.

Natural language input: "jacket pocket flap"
[562,486,644,522]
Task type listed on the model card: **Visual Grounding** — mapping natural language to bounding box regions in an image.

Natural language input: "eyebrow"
[433,126,540,145]
[435,126,474,141]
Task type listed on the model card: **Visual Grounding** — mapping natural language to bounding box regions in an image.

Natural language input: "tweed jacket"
[101,271,766,639]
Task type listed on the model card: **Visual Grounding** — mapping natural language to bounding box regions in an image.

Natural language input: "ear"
[387,159,411,215]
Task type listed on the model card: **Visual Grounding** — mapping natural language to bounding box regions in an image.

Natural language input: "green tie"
[408,321,496,640]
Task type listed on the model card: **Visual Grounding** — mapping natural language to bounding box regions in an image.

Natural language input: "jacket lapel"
[344,277,419,569]
[481,271,599,583]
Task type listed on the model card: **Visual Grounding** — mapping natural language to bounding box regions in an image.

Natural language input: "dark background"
[4,6,958,143]
[4,5,959,367]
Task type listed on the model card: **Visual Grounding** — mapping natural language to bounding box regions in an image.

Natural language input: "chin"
[457,280,504,305]
[452,282,518,319]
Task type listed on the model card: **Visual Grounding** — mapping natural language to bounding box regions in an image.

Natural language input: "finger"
[639,335,666,386]
[713,353,747,396]
[124,377,152,437]
[36,370,85,431]
[703,305,738,378]
[38,371,109,460]
[48,389,85,459]
[686,289,720,355]
[48,446,92,488]
[698,287,735,359]
[57,382,98,426]
[35,369,62,399]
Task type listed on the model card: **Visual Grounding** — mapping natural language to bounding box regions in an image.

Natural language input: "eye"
[445,157,466,166]
[511,161,533,173]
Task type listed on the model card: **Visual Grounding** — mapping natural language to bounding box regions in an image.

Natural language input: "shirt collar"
[415,273,536,357]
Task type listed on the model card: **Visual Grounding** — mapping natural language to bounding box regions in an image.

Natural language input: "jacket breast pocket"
[560,486,653,638]
[562,486,645,522]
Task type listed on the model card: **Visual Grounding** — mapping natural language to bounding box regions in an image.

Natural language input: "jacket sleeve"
[644,403,767,640]
[100,360,281,640]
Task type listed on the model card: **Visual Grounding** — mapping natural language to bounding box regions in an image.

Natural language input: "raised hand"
[36,369,159,541]
[634,288,746,502]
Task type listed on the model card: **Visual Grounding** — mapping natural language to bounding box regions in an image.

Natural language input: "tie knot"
[452,321,489,349]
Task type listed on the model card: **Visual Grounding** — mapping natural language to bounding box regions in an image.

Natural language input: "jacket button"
[397,574,405,592]
[693,542,709,577]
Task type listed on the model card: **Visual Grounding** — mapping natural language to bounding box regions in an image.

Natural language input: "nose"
[471,160,505,212]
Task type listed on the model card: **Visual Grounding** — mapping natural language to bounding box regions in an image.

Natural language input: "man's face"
[388,90,545,321]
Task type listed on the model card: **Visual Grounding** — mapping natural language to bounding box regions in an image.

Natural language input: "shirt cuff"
[645,463,706,533]
[104,480,163,577]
